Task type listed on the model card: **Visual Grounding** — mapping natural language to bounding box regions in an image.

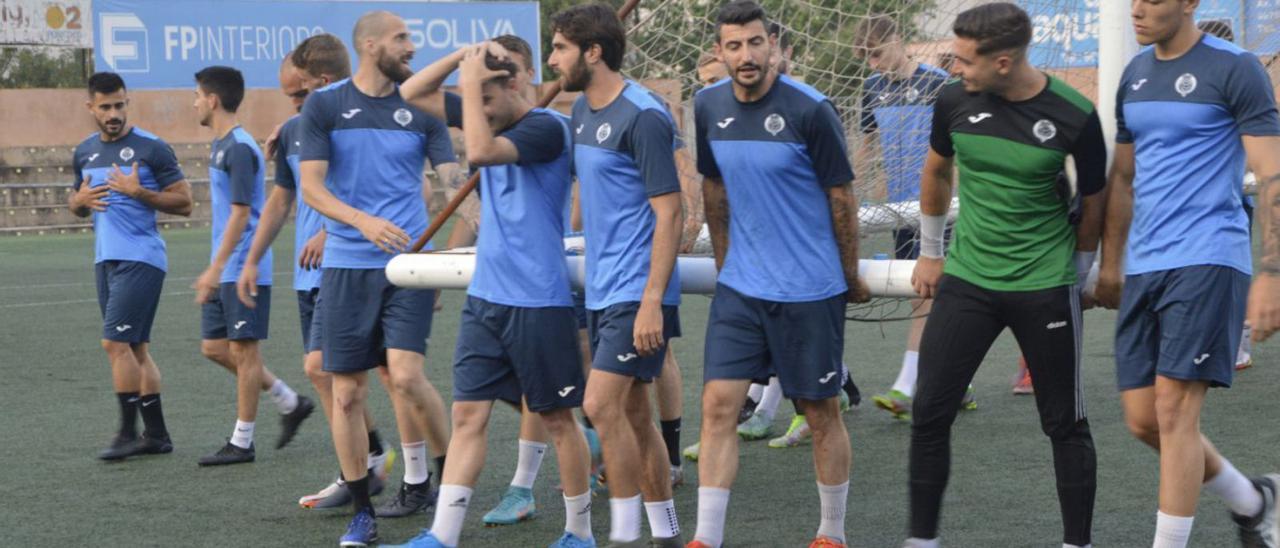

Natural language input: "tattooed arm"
[702,176,729,271]
[674,148,704,253]
[1244,135,1280,342]
[828,182,870,303]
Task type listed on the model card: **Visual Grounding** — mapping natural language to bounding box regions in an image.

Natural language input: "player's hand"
[72,176,110,212]
[106,163,144,199]
[299,230,325,270]
[236,264,259,308]
[1247,274,1280,343]
[193,266,221,305]
[265,121,284,158]
[847,276,871,303]
[354,213,410,254]
[459,44,514,89]
[1094,268,1123,310]
[633,299,665,357]
[1079,290,1098,311]
[911,256,945,299]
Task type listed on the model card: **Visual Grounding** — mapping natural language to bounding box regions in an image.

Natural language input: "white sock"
[893,351,920,397]
[644,499,680,539]
[403,441,430,485]
[429,484,472,547]
[1153,511,1193,548]
[511,439,547,489]
[1205,458,1264,517]
[904,539,940,548]
[608,494,643,543]
[756,378,783,421]
[268,378,299,414]
[1239,324,1252,363]
[817,481,848,543]
[693,487,730,547]
[747,383,765,402]
[564,491,593,540]
[230,420,254,449]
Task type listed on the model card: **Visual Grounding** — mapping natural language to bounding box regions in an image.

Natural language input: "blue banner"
[1246,0,1280,55]
[93,0,540,89]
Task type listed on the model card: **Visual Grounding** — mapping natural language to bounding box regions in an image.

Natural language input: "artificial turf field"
[2,224,1278,547]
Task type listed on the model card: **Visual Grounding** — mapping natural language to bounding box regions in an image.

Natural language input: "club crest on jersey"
[1176,73,1197,97]
[119,147,135,161]
[215,150,225,165]
[764,113,786,136]
[1033,120,1057,143]
[596,123,612,143]
[394,108,413,127]
[905,87,921,103]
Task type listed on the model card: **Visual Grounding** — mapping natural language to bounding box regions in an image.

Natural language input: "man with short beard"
[297,11,459,546]
[548,3,684,546]
[70,71,192,461]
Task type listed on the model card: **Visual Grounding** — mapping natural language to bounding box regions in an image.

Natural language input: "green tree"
[0,45,89,88]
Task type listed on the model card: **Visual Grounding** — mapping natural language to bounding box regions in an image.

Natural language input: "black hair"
[88,72,126,97]
[551,4,625,72]
[194,66,246,113]
[716,1,770,41]
[953,2,1032,55]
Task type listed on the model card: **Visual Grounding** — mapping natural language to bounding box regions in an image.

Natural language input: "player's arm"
[105,163,194,217]
[1070,111,1110,299]
[913,84,957,300]
[632,110,684,356]
[196,144,257,304]
[694,97,729,269]
[400,47,465,120]
[1244,135,1280,341]
[828,182,869,302]
[237,143,297,306]
[806,99,869,302]
[458,45,521,166]
[1095,143,1135,310]
[674,148,704,253]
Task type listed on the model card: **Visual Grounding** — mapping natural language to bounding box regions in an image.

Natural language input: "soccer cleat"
[809,537,846,548]
[838,390,851,413]
[98,434,142,461]
[197,440,255,466]
[378,480,438,518]
[1237,355,1255,371]
[550,532,597,548]
[670,464,684,488]
[1233,474,1279,548]
[369,446,395,495]
[338,509,378,547]
[960,386,978,411]
[684,542,713,548]
[650,536,683,547]
[736,412,773,441]
[682,442,700,462]
[134,434,174,456]
[738,397,759,424]
[300,477,351,509]
[842,379,862,409]
[872,390,912,420]
[768,415,812,448]
[276,395,315,449]
[483,485,536,526]
[1012,357,1034,395]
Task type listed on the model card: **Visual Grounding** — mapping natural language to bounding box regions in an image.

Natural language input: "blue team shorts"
[320,268,435,373]
[704,283,846,401]
[586,302,681,382]
[1115,265,1249,390]
[452,296,585,412]
[297,289,322,353]
[96,260,165,344]
[201,282,270,341]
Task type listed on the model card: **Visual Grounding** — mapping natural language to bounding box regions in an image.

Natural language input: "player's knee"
[200,340,227,363]
[700,388,740,426]
[1152,383,1200,430]
[304,354,329,383]
[538,409,576,436]
[582,394,617,426]
[387,367,424,396]
[450,405,488,437]
[1125,414,1161,447]
[101,339,132,358]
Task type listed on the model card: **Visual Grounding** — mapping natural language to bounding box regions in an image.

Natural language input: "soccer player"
[236,49,394,508]
[903,4,1104,547]
[298,11,458,546]
[850,15,976,420]
[70,72,191,461]
[383,36,595,548]
[688,3,868,547]
[1094,1,1280,545]
[548,4,684,546]
[191,66,308,466]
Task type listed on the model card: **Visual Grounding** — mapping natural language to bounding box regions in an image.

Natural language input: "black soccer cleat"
[198,440,255,466]
[276,395,315,449]
[98,434,142,461]
[376,480,437,518]
[135,434,174,456]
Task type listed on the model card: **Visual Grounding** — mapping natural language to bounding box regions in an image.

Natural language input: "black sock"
[345,474,374,514]
[116,392,140,438]
[792,399,804,417]
[137,394,169,439]
[581,415,594,430]
[367,429,383,456]
[842,377,862,406]
[433,455,446,482]
[660,418,682,467]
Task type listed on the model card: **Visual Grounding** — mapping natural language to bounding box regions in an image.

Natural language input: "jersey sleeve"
[859,89,878,134]
[147,141,185,188]
[629,109,681,197]
[1226,53,1280,137]
[423,116,457,168]
[693,95,720,178]
[1114,69,1134,144]
[1070,110,1108,197]
[804,100,855,187]
[502,112,566,166]
[226,143,259,205]
[71,144,86,190]
[299,92,335,161]
[274,133,296,190]
[444,91,463,129]
[930,85,957,157]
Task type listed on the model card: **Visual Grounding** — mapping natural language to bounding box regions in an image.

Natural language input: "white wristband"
[1074,250,1096,287]
[919,214,947,258]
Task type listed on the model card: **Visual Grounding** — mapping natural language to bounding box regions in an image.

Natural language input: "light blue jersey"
[209,126,270,285]
[274,115,322,291]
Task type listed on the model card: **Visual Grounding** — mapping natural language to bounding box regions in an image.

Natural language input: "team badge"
[596,123,612,143]
[215,150,225,165]
[394,108,413,127]
[905,87,921,103]
[764,113,786,136]
[1033,119,1057,143]
[1175,73,1197,97]
[119,147,135,162]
